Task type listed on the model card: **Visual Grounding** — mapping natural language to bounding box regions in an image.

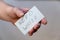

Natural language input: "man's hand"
[0,1,47,36]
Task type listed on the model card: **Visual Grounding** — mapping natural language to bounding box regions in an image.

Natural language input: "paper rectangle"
[15,6,44,35]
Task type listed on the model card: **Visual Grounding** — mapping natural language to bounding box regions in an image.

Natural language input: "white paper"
[15,6,44,35]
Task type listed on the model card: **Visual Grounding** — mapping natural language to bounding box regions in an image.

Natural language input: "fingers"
[33,23,41,30]
[19,8,29,14]
[41,18,47,25]
[7,7,29,23]
[28,18,47,36]
[6,7,29,19]
[28,28,34,36]
[28,23,41,36]
[13,8,29,17]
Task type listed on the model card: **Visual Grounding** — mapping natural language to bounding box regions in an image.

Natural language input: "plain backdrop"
[0,1,60,40]
[3,0,60,1]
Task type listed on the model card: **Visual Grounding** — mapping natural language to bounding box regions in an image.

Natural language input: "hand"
[0,2,47,36]
[0,2,28,23]
[5,7,47,36]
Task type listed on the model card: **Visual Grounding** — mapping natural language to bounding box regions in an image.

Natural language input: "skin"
[0,1,47,36]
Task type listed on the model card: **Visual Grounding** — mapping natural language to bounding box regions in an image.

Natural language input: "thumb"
[13,7,24,17]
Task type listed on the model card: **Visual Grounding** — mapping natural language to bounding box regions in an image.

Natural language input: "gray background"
[0,1,60,40]
[3,0,60,1]
[15,0,60,1]
[10,0,60,1]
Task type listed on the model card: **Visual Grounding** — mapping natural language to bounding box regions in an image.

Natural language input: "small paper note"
[15,6,44,35]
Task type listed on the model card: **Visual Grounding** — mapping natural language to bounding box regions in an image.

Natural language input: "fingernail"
[44,21,47,25]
